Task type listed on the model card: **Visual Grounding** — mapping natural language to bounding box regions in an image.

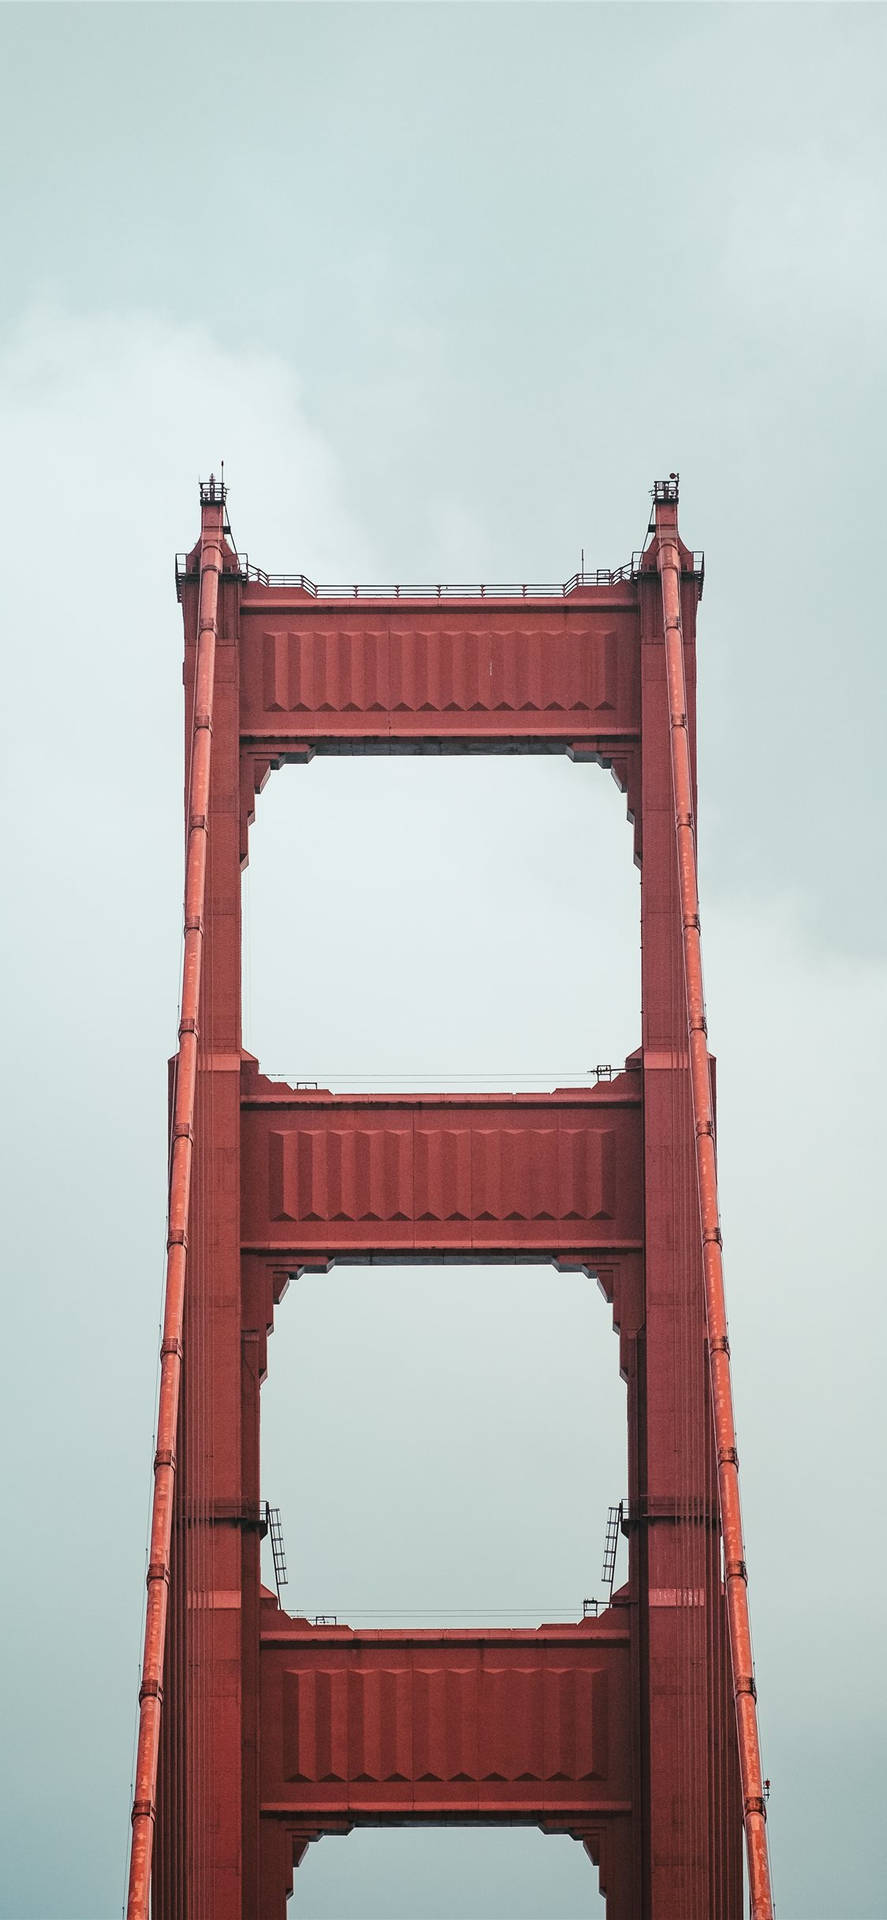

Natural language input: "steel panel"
[240,1079,643,1258]
[260,1614,631,1820]
[239,598,640,748]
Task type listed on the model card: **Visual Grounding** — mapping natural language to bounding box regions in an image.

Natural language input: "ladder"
[265,1503,288,1602]
[601,1502,622,1597]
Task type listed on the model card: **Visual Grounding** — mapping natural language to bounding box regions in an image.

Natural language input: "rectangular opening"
[261,1264,626,1625]
[290,1826,606,1918]
[243,756,639,1092]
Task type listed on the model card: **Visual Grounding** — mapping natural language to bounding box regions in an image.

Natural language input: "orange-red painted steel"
[655,493,773,1918]
[129,479,768,1918]
[127,498,224,1920]
[240,1066,644,1260]
[258,1598,633,1911]
[260,1606,630,1815]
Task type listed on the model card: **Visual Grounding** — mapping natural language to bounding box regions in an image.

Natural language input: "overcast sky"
[0,5,885,1918]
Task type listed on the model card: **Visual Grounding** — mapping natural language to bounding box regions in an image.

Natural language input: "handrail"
[174,551,705,603]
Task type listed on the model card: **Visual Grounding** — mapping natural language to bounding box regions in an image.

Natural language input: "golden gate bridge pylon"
[127,476,773,1918]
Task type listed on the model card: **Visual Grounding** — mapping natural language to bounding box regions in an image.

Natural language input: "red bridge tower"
[127,477,773,1918]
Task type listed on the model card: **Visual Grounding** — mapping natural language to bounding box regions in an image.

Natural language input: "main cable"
[126,491,225,1920]
[654,488,774,1920]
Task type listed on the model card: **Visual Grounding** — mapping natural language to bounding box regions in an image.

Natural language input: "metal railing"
[238,559,643,596]
[198,475,227,506]
[175,549,704,601]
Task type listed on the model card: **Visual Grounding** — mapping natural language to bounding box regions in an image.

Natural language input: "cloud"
[719,142,887,345]
[0,305,379,1920]
[0,303,883,1920]
[707,891,886,1915]
[0,304,379,586]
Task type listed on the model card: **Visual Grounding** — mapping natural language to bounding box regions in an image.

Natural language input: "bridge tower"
[127,478,773,1918]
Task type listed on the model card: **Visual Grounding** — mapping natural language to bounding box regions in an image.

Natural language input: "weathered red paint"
[130,481,767,1919]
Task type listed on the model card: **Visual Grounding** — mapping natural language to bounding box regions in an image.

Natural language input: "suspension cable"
[126,491,225,1920]
[654,483,774,1920]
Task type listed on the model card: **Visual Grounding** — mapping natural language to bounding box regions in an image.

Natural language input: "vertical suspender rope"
[655,502,774,1920]
[127,498,224,1920]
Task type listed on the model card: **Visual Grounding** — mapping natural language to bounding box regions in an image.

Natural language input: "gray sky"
[0,5,885,1917]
